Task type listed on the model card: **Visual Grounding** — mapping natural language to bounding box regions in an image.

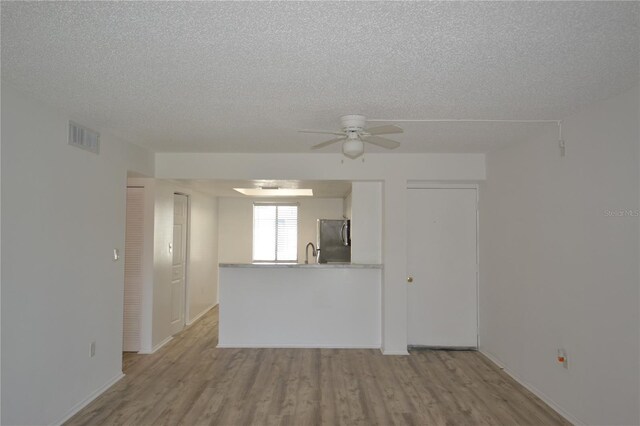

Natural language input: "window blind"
[253,204,298,262]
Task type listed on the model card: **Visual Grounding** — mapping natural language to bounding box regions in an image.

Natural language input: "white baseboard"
[381,350,410,356]
[217,343,381,349]
[138,336,173,354]
[480,349,583,425]
[55,372,124,425]
[186,303,216,326]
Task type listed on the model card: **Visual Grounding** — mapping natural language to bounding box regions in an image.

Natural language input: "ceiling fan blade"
[361,135,401,149]
[311,137,346,149]
[364,124,404,136]
[299,130,346,136]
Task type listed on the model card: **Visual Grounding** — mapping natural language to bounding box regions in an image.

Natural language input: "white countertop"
[219,263,382,269]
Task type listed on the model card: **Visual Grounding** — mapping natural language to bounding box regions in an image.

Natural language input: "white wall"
[1,85,155,425]
[350,182,382,264]
[217,197,253,264]
[156,152,486,354]
[218,197,344,264]
[187,191,219,322]
[343,191,352,219]
[479,85,640,425]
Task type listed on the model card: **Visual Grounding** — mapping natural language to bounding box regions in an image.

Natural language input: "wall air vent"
[68,121,100,154]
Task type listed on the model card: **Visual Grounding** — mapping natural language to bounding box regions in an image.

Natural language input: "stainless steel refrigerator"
[317,219,351,263]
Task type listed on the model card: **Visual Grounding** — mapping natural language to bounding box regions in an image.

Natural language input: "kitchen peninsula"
[218,263,382,348]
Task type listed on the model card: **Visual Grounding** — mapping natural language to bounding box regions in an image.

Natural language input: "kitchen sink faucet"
[305,242,317,264]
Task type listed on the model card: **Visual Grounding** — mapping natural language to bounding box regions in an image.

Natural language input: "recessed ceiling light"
[233,188,313,197]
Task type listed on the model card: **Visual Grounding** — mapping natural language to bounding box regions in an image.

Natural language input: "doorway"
[170,193,189,335]
[406,186,478,348]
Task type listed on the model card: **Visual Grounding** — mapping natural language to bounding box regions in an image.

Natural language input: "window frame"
[252,202,299,263]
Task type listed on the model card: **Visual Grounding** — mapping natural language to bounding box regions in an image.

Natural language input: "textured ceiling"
[2,2,638,154]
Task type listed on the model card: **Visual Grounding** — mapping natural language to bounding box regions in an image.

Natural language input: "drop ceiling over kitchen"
[169,180,352,199]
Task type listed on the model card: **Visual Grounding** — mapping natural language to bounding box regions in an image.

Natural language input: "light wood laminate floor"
[66,306,570,425]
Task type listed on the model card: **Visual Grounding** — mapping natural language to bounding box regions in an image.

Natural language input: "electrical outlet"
[90,341,96,358]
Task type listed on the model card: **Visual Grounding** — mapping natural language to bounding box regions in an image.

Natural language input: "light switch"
[113,248,120,261]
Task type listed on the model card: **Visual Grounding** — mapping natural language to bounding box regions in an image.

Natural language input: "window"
[253,204,298,262]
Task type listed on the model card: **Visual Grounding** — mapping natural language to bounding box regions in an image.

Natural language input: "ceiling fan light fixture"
[342,139,364,159]
[300,114,402,158]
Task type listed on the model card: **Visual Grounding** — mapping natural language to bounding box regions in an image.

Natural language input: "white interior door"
[123,187,144,352]
[170,193,188,335]
[407,188,478,348]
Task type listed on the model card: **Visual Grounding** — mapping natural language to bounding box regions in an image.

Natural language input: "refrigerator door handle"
[341,222,348,246]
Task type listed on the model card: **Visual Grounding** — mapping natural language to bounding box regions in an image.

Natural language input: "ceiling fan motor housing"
[341,114,367,131]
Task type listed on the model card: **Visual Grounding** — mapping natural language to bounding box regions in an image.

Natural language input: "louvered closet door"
[123,187,144,352]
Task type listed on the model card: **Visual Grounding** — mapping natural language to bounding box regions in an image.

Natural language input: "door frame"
[405,181,480,349]
[174,192,191,331]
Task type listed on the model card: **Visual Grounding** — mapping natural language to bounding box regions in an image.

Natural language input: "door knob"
[407,276,414,283]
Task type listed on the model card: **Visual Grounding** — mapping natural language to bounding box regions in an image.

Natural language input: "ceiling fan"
[299,115,403,159]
